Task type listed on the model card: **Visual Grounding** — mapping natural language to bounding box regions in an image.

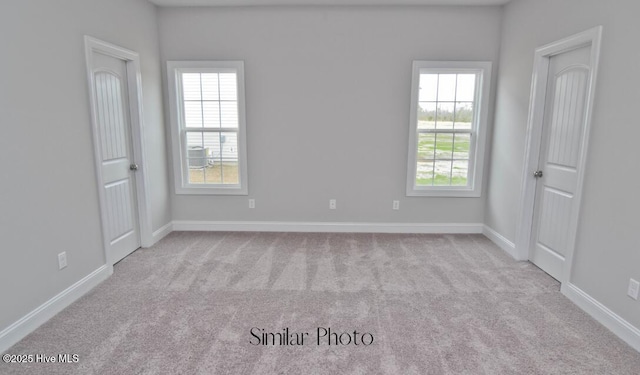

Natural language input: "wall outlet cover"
[393,200,400,210]
[628,278,639,300]
[58,252,67,270]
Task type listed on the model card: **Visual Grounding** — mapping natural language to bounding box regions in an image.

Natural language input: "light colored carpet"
[2,232,639,374]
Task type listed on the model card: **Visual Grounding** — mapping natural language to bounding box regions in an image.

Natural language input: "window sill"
[175,185,248,196]
[406,187,482,198]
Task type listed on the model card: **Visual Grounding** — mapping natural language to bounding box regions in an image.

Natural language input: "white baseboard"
[0,265,112,354]
[482,225,519,259]
[562,283,640,352]
[148,221,173,247]
[172,220,484,234]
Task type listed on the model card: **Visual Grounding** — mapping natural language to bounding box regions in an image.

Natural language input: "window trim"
[406,60,492,198]
[167,60,248,195]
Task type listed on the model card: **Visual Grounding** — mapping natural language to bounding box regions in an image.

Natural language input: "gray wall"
[159,6,502,223]
[0,0,171,331]
[485,0,640,328]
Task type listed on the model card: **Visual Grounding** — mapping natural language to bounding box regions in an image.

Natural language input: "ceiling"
[148,0,511,7]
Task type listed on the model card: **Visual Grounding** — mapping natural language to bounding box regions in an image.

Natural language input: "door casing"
[84,36,153,267]
[515,26,603,285]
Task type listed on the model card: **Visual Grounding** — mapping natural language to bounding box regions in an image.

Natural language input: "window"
[167,61,248,195]
[406,61,491,197]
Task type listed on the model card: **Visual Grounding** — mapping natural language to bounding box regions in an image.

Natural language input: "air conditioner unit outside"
[187,147,208,168]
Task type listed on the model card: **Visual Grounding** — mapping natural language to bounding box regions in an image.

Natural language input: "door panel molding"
[84,36,153,266]
[515,27,603,284]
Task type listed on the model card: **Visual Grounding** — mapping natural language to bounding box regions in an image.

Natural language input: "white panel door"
[530,45,591,280]
[91,52,141,263]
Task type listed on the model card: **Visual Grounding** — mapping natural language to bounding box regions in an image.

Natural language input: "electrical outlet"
[249,199,255,209]
[58,252,67,270]
[628,279,639,300]
[329,199,337,210]
[393,200,400,210]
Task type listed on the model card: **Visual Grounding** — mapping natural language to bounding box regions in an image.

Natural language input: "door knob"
[533,170,543,178]
[130,163,139,171]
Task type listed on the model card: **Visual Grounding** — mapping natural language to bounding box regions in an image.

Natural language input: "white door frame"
[84,36,153,267]
[515,26,603,284]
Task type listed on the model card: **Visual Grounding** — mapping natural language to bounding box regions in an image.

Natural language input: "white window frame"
[167,60,248,195]
[406,61,492,197]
